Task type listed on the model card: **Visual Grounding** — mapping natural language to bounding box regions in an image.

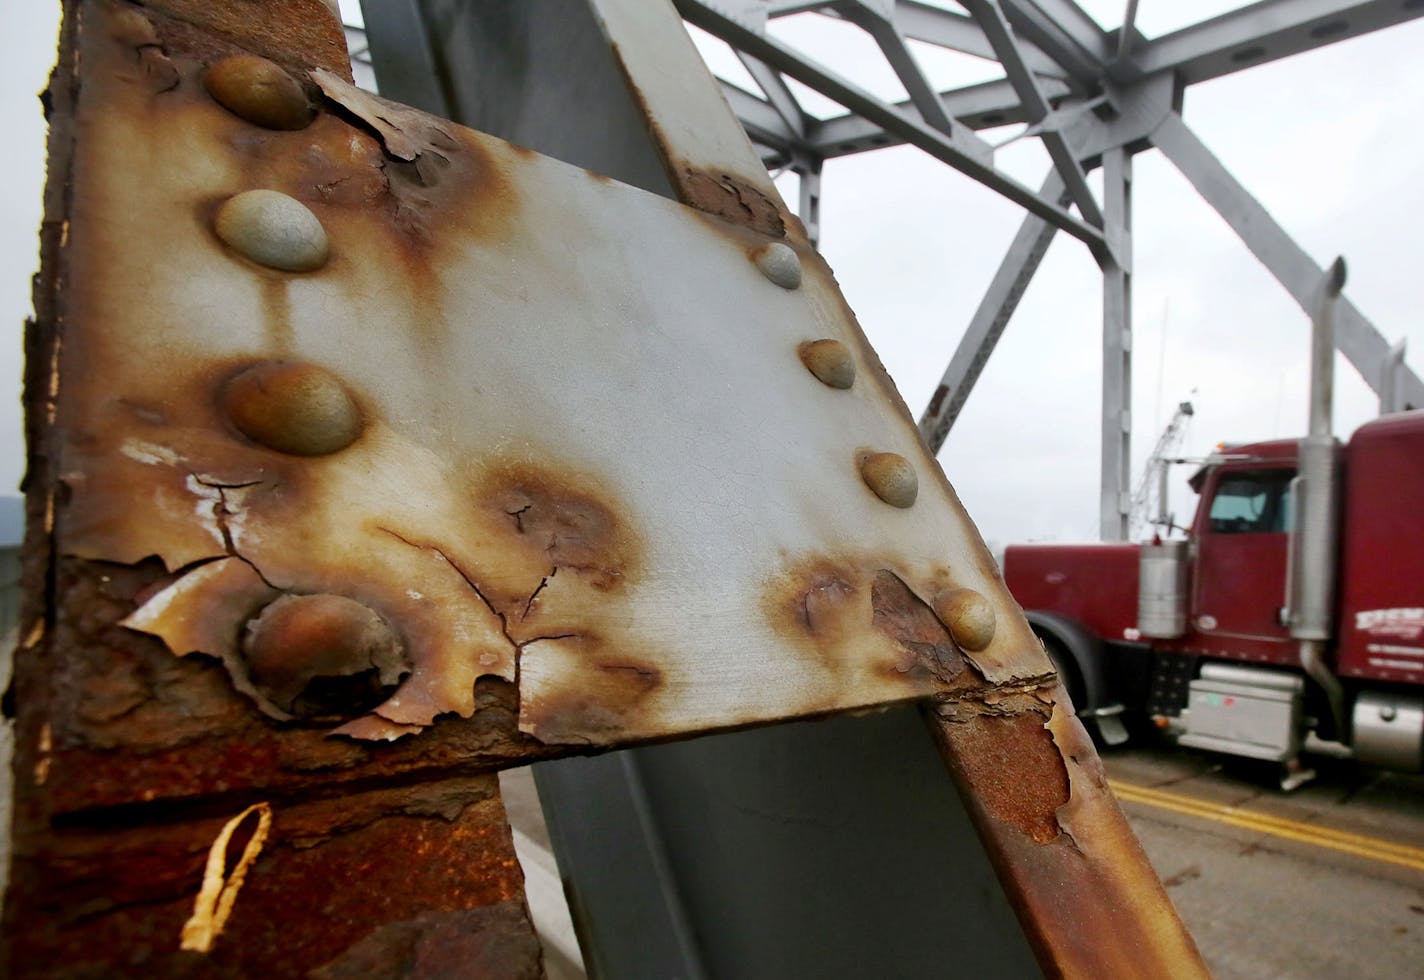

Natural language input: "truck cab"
[1003,411,1424,776]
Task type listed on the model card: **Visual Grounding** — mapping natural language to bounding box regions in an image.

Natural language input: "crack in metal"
[521,567,555,621]
[374,525,518,651]
[190,475,279,590]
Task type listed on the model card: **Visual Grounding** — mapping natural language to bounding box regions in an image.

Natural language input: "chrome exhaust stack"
[1286,257,1347,737]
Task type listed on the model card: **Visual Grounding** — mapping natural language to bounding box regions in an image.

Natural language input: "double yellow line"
[1109,779,1424,874]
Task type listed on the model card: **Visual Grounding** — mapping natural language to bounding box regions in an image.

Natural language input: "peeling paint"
[179,801,273,954]
[56,0,1051,751]
[929,689,1210,976]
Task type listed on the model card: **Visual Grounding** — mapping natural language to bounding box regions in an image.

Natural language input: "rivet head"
[214,189,329,272]
[860,452,918,508]
[933,588,996,652]
[204,55,314,131]
[754,242,802,289]
[799,339,855,389]
[243,594,408,719]
[221,361,362,456]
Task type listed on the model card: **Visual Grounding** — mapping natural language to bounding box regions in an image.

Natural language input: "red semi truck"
[1004,408,1424,781]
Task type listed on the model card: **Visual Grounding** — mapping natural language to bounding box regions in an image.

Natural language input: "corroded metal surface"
[7,774,543,978]
[6,5,550,975]
[10,2,1206,976]
[931,689,1210,978]
[55,0,1051,753]
[29,559,554,815]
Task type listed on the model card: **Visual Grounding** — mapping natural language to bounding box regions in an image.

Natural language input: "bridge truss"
[352,0,1423,542]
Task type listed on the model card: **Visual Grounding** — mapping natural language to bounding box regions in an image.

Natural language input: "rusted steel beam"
[929,690,1209,978]
[6,2,547,975]
[9,0,1205,974]
[598,4,1207,976]
[7,775,542,978]
[40,0,1049,764]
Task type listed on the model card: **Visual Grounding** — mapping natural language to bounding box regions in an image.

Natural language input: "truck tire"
[1036,628,1086,711]
[1022,611,1116,720]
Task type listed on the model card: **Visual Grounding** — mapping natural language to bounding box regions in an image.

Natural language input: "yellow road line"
[1111,779,1424,860]
[1109,779,1424,874]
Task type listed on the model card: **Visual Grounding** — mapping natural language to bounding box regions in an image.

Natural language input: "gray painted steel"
[1152,113,1424,413]
[917,171,1065,453]
[962,0,1102,227]
[354,3,1424,540]
[362,0,674,199]
[536,709,1042,979]
[675,0,1424,539]
[674,1,1108,252]
[1100,146,1134,541]
[1134,0,1424,84]
[362,4,1039,975]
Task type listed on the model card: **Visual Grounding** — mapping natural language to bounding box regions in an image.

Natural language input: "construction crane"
[1130,399,1195,539]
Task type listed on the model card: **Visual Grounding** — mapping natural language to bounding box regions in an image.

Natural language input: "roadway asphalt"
[1104,741,1424,979]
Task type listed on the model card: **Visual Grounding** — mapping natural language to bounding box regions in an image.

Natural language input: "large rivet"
[221,361,362,456]
[214,190,329,272]
[204,55,314,131]
[754,242,802,289]
[243,594,408,719]
[933,588,996,651]
[860,452,917,508]
[799,339,855,389]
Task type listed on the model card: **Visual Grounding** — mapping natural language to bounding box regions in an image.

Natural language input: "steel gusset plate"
[56,0,1053,753]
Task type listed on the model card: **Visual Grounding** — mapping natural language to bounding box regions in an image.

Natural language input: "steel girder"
[1132,0,1424,85]
[1151,112,1424,413]
[673,0,1422,541]
[349,2,1424,539]
[675,0,1110,254]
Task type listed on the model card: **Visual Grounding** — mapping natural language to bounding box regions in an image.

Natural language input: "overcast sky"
[3,1,1422,549]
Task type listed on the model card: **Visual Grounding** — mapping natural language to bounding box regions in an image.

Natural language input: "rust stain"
[30,560,558,812]
[517,634,665,744]
[605,40,786,239]
[480,459,644,600]
[934,706,1066,844]
[764,555,863,659]
[928,689,1210,977]
[311,69,444,163]
[140,0,353,79]
[241,593,410,721]
[869,569,966,685]
[53,10,550,741]
[311,902,544,980]
[6,774,544,977]
[258,277,295,354]
[761,554,993,716]
[674,165,786,239]
[106,4,180,93]
[303,68,521,353]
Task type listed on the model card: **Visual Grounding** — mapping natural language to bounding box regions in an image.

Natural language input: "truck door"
[1191,467,1295,652]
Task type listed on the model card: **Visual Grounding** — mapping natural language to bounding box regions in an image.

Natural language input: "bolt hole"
[981,112,1005,125]
[1309,20,1348,38]
[1230,45,1267,62]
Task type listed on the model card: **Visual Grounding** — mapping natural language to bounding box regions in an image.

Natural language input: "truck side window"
[1207,470,1295,534]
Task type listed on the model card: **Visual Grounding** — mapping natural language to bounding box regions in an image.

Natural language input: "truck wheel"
[1035,630,1086,711]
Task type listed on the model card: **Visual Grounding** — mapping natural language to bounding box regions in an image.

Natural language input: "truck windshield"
[1207,470,1295,534]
